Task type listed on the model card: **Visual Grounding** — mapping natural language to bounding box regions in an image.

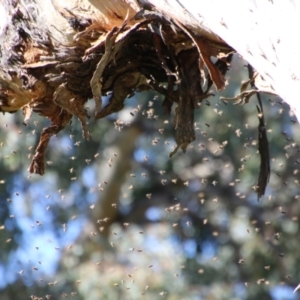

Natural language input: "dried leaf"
[54,83,89,139]
[22,104,33,123]
[173,21,228,91]
[256,105,270,198]
[29,110,72,175]
[170,93,195,157]
[193,36,227,91]
[221,89,262,105]
[96,72,148,119]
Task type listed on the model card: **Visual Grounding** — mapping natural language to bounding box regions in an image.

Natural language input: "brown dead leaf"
[29,109,72,175]
[193,36,227,91]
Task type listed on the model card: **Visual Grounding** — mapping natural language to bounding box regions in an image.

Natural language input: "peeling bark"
[0,0,234,175]
[0,0,298,184]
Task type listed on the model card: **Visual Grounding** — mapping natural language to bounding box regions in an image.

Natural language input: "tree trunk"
[0,0,299,175]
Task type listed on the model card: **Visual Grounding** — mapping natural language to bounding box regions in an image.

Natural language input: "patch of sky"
[146,207,163,222]
[82,165,97,189]
[59,216,86,247]
[7,230,61,281]
[271,285,297,300]
[0,265,8,288]
[197,241,217,263]
[59,135,74,155]
[134,148,155,165]
[183,239,197,258]
[234,283,247,300]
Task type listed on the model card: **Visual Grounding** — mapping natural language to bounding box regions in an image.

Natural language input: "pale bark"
[148,0,300,118]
